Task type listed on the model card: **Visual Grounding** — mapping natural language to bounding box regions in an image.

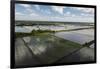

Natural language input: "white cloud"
[19,4,33,13]
[81,13,85,16]
[64,11,76,17]
[19,4,31,8]
[15,12,24,15]
[66,11,71,15]
[74,7,94,14]
[30,13,38,16]
[26,8,33,13]
[81,13,94,17]
[51,6,65,14]
[15,4,94,22]
[71,14,76,17]
[64,11,71,16]
[34,5,40,10]
[42,10,51,15]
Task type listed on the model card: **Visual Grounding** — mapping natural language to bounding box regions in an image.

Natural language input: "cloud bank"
[15,4,94,23]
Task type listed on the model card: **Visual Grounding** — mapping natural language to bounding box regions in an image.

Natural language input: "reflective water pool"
[55,29,94,45]
[15,34,83,66]
[15,27,94,67]
[15,25,92,33]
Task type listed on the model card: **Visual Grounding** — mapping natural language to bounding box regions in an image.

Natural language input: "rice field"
[15,23,95,67]
[55,29,94,45]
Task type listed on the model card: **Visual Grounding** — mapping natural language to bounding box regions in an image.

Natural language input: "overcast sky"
[15,4,94,22]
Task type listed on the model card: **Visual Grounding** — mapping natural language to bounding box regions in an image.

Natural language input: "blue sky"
[15,4,94,22]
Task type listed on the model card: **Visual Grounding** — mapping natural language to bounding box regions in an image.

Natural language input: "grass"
[15,30,56,38]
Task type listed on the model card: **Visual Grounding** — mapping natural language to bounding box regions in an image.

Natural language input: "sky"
[15,4,94,22]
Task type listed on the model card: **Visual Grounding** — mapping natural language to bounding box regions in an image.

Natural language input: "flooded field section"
[55,29,94,45]
[15,33,95,67]
[15,25,95,67]
[15,34,83,67]
[15,25,93,33]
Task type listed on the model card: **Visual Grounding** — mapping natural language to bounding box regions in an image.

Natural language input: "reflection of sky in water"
[34,45,47,55]
[15,25,92,33]
[20,35,82,63]
[15,26,32,33]
[55,29,94,44]
[89,43,94,48]
[23,37,31,43]
[23,36,48,55]
[28,44,47,55]
[15,33,94,64]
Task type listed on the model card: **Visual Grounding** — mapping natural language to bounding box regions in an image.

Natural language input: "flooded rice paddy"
[15,25,95,67]
[15,34,82,67]
[55,29,94,45]
[15,25,93,33]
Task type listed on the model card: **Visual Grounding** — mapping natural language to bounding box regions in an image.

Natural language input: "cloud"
[26,8,33,13]
[71,14,76,17]
[64,11,71,16]
[19,4,34,13]
[41,10,51,15]
[66,11,71,15]
[81,13,86,16]
[30,12,38,16]
[74,7,94,14]
[15,12,24,15]
[51,6,65,14]
[81,13,94,17]
[34,5,40,10]
[19,4,31,8]
[15,4,94,22]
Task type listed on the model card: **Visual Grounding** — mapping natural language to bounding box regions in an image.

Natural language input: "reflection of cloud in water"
[89,43,94,48]
[36,38,41,42]
[55,29,94,44]
[23,37,47,55]
[15,25,93,33]
[23,37,31,43]
[37,46,47,54]
[31,45,47,55]
[15,26,32,33]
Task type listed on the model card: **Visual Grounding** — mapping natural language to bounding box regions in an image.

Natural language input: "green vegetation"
[15,27,94,38]
[15,20,94,26]
[15,20,94,65]
[15,30,56,38]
